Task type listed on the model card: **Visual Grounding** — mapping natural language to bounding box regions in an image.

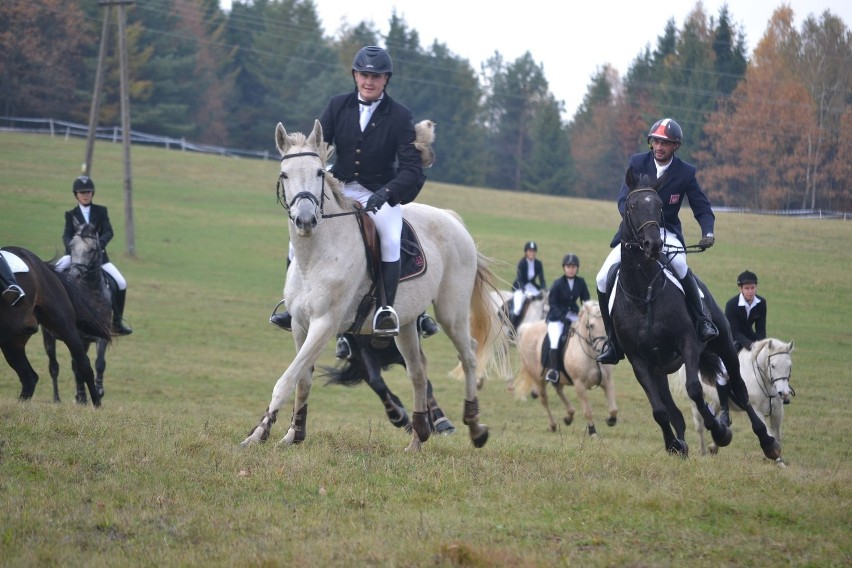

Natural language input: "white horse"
[242,121,510,451]
[676,338,795,458]
[490,288,548,336]
[514,301,617,435]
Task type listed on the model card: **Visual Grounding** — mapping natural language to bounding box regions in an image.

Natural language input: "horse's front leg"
[241,319,335,447]
[601,370,619,427]
[94,339,107,399]
[630,358,682,454]
[552,383,576,430]
[683,359,731,449]
[2,343,39,400]
[727,365,780,460]
[394,324,431,450]
[42,330,61,403]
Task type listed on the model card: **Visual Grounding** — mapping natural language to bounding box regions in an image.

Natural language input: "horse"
[241,121,510,451]
[0,246,111,405]
[43,221,115,403]
[676,338,795,459]
[611,169,780,459]
[490,288,548,337]
[514,300,618,435]
[321,333,456,435]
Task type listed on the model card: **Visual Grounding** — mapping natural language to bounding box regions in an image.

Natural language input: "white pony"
[241,121,510,451]
[676,338,795,458]
[513,301,617,435]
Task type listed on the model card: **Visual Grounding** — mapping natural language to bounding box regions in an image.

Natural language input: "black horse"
[322,333,456,435]
[611,170,780,459]
[0,246,111,405]
[43,221,116,403]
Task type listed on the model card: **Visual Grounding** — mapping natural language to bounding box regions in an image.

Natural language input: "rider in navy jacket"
[595,118,718,367]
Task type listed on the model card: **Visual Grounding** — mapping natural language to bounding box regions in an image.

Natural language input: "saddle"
[0,250,29,273]
[539,325,575,385]
[347,205,428,335]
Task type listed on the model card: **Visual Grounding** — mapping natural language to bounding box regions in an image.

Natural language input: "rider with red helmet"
[595,118,718,364]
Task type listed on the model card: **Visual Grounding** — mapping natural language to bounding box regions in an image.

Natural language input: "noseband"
[623,188,663,251]
[275,151,367,221]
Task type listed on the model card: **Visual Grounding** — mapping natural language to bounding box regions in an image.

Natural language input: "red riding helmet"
[647,118,683,147]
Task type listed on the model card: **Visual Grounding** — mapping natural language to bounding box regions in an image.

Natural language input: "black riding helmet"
[524,241,538,252]
[647,118,683,149]
[737,270,758,286]
[562,253,580,267]
[73,175,95,194]
[352,46,393,77]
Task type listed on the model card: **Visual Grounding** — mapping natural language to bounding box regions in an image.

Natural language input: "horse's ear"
[73,216,82,232]
[307,119,323,150]
[625,168,637,191]
[788,339,794,351]
[275,122,288,155]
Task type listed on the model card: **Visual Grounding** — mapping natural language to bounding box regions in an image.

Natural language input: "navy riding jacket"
[610,151,714,247]
[63,204,114,264]
[546,275,590,322]
[725,294,767,350]
[320,91,424,206]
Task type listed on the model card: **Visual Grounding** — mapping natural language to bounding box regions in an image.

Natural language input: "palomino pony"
[322,333,456,435]
[514,300,617,435]
[241,121,509,451]
[43,221,114,403]
[0,246,111,404]
[676,338,795,459]
[611,170,780,459]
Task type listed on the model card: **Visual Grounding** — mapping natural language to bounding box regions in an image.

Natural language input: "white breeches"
[512,283,540,315]
[56,255,127,290]
[547,321,564,349]
[344,182,402,262]
[596,229,688,292]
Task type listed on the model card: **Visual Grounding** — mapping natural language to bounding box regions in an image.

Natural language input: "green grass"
[1,132,850,566]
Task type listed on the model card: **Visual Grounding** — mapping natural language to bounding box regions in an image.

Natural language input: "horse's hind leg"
[2,343,39,400]
[42,329,61,403]
[552,384,576,430]
[440,317,488,448]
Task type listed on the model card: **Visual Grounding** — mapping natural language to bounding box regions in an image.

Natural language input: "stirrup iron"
[372,306,399,337]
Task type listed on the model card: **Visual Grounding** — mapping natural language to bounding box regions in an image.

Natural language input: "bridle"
[753,349,796,414]
[275,151,366,221]
[622,188,663,253]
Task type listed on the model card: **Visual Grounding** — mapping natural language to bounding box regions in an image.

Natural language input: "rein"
[276,151,370,221]
[570,307,608,386]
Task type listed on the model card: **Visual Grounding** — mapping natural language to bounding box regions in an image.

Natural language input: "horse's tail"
[698,350,725,387]
[320,363,365,387]
[53,269,113,343]
[467,250,513,386]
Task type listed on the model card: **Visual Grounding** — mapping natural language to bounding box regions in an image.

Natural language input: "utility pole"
[86,0,136,256]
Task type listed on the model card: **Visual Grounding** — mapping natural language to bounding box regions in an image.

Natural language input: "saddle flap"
[0,250,29,273]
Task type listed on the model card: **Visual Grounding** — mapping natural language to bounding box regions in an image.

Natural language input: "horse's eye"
[279,172,288,180]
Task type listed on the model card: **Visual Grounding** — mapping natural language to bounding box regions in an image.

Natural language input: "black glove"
[365,189,390,211]
[698,233,715,249]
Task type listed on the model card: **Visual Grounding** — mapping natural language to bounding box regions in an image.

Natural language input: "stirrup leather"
[372,306,399,337]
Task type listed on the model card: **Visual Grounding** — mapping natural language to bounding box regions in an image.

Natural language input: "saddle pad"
[399,220,426,281]
[0,250,29,273]
[609,266,691,312]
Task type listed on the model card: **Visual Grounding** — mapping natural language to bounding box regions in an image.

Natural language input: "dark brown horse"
[322,333,456,435]
[611,170,780,459]
[0,246,111,405]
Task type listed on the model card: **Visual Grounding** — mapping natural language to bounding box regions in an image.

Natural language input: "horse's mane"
[283,131,349,208]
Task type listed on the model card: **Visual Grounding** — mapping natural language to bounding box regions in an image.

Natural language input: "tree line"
[2,0,849,211]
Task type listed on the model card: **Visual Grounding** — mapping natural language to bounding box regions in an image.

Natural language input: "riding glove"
[698,233,715,249]
[366,188,391,211]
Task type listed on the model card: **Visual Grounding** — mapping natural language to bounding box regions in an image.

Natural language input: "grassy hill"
[1,132,850,566]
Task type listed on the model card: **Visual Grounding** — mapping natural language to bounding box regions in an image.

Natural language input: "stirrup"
[2,285,25,306]
[372,306,399,337]
[269,299,291,330]
[335,336,353,359]
[545,369,559,384]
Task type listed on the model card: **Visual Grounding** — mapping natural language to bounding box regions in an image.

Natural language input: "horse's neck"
[619,247,662,293]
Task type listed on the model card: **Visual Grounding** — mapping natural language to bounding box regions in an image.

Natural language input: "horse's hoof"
[708,444,719,455]
[433,417,456,435]
[405,436,423,452]
[563,414,574,426]
[549,423,557,432]
[711,424,733,448]
[470,426,489,448]
[412,411,431,443]
[587,424,597,437]
[761,438,781,461]
[606,415,617,427]
[775,457,788,468]
[667,439,689,457]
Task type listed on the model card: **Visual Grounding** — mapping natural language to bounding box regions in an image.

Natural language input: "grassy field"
[1,132,850,567]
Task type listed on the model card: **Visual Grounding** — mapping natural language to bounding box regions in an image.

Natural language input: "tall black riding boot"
[373,260,400,337]
[596,290,623,364]
[680,270,718,343]
[545,348,560,384]
[112,288,133,336]
[0,254,25,306]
